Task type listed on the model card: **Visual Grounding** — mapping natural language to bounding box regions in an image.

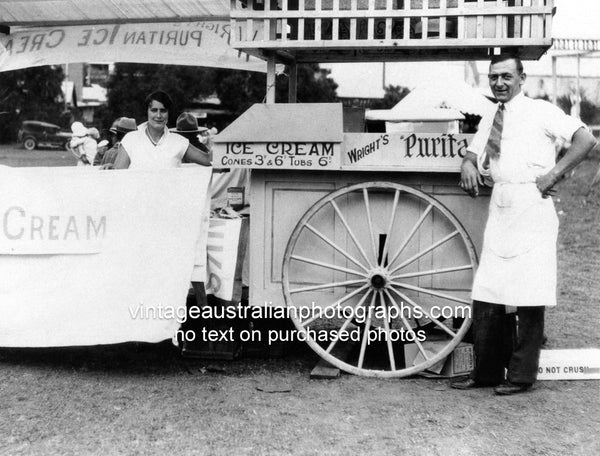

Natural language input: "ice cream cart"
[213,0,555,377]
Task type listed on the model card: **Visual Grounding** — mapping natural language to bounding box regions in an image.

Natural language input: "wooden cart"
[213,0,554,377]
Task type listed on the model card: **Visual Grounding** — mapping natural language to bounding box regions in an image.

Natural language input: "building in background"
[61,62,109,126]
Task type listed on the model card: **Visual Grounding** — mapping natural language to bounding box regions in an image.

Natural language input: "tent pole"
[266,55,277,104]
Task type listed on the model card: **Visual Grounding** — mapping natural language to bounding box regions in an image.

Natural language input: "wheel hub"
[368,267,390,290]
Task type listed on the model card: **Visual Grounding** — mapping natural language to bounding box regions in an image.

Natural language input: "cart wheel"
[282,182,478,378]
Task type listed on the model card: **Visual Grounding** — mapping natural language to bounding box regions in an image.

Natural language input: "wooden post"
[266,55,277,104]
[288,61,298,103]
[551,55,557,105]
[575,53,581,119]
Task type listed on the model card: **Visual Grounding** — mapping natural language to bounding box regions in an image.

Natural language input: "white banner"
[0,21,266,73]
[0,165,212,347]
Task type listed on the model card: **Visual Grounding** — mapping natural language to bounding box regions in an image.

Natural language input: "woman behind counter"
[113,90,211,169]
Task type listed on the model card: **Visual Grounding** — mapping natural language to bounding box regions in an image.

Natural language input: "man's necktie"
[482,103,505,170]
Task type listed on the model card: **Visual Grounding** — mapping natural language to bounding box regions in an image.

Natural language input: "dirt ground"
[1,145,599,456]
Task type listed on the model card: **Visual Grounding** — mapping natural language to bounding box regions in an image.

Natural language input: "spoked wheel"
[282,182,478,378]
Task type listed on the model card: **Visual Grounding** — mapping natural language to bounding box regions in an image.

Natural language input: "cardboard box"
[537,349,600,381]
[404,341,474,378]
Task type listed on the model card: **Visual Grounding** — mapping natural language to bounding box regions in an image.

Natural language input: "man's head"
[488,54,526,103]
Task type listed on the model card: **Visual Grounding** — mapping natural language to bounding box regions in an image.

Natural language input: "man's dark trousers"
[470,300,545,385]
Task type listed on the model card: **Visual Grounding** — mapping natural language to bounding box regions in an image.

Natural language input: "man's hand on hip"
[536,173,558,199]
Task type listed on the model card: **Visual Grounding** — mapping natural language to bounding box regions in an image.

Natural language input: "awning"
[0,1,229,27]
[366,107,465,122]
[215,103,344,143]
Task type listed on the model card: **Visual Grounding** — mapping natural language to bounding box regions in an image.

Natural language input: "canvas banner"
[0,165,212,347]
[0,21,266,73]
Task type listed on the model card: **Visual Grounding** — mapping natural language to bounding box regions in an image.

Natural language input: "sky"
[324,0,600,99]
[552,0,599,39]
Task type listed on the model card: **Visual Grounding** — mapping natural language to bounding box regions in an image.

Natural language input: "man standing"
[452,54,597,395]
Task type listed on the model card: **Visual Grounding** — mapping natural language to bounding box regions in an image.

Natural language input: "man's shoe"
[494,382,532,395]
[450,378,485,390]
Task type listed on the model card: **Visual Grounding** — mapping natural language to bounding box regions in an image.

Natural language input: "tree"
[0,66,65,143]
[213,63,338,115]
[102,63,338,128]
[557,92,600,127]
[101,63,218,129]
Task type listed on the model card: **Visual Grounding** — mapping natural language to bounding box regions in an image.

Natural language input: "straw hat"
[109,117,137,134]
[171,112,208,134]
[71,121,88,137]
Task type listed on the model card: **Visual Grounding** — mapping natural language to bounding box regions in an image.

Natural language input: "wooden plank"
[530,0,539,38]
[298,18,305,40]
[457,0,465,38]
[544,2,552,39]
[522,0,531,38]
[421,0,428,38]
[281,19,287,41]
[230,5,552,19]
[310,357,342,379]
[439,0,447,39]
[310,340,359,379]
[422,17,428,38]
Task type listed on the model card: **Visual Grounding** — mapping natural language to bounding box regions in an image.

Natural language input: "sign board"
[0,21,266,73]
[0,165,211,347]
[342,133,472,172]
[537,349,600,380]
[213,142,341,170]
[213,133,472,172]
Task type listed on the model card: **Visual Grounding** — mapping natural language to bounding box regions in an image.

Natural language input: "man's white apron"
[472,182,558,307]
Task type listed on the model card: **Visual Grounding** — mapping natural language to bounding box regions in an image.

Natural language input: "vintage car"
[17,120,72,151]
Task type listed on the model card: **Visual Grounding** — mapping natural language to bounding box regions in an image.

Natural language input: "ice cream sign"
[218,142,339,169]
[342,133,473,172]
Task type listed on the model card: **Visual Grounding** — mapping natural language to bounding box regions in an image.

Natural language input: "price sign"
[213,142,341,170]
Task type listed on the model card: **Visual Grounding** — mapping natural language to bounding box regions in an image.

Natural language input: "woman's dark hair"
[144,90,173,111]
